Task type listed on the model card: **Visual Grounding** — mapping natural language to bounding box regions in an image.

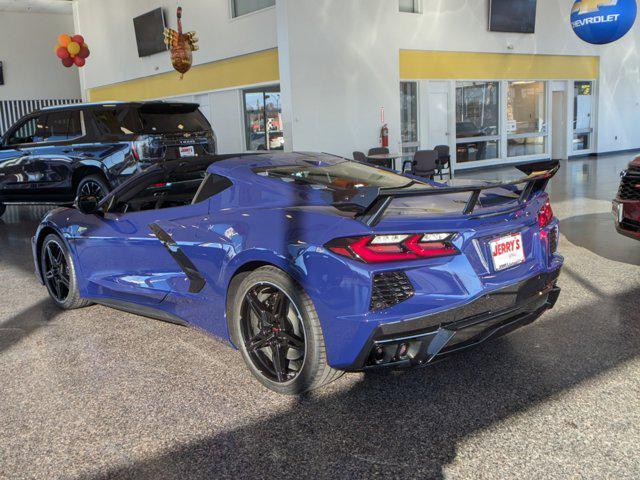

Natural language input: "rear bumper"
[342,268,561,371]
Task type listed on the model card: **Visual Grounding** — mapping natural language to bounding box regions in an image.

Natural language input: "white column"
[275,0,294,152]
[72,1,88,102]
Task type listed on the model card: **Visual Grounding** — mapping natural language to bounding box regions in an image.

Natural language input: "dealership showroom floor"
[0,153,638,479]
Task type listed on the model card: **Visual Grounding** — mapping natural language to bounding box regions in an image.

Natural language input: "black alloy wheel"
[43,239,70,303]
[240,283,306,383]
[78,175,109,202]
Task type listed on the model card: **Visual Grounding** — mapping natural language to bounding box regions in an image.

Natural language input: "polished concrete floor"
[1,154,639,479]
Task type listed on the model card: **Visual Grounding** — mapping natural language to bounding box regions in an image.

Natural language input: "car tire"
[40,234,93,310]
[76,174,109,202]
[231,266,343,394]
[0,202,5,218]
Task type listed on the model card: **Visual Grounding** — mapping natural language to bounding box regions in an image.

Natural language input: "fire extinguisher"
[380,124,389,148]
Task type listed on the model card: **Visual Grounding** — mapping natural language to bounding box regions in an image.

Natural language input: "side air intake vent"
[549,225,559,254]
[370,271,414,311]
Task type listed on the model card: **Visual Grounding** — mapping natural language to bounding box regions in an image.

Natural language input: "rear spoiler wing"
[334,160,560,227]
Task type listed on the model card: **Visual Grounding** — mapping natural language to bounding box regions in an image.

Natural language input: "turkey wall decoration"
[163,6,199,79]
[55,34,90,68]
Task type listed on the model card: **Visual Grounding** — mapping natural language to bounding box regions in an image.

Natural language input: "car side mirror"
[75,195,102,216]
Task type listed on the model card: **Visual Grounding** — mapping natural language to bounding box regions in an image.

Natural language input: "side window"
[110,171,231,213]
[67,111,82,138]
[6,117,42,146]
[42,111,83,142]
[43,112,70,142]
[192,174,232,204]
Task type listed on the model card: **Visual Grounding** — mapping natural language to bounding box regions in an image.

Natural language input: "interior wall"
[74,0,278,91]
[0,11,81,100]
[277,0,402,158]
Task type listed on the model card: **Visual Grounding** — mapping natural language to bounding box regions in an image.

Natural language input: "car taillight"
[538,198,554,228]
[326,233,458,263]
[131,136,165,162]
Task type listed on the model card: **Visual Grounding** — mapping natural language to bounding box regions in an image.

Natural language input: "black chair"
[367,147,392,168]
[402,150,438,180]
[353,151,368,163]
[434,145,451,179]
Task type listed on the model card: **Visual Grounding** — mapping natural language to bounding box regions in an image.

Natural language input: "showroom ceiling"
[0,0,72,14]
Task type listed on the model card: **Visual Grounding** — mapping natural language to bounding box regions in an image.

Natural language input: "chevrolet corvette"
[32,153,563,394]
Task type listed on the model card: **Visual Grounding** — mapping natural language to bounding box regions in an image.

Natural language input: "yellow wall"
[400,50,599,80]
[88,48,280,102]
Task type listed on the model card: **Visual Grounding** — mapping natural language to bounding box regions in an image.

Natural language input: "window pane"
[255,161,417,190]
[264,91,283,150]
[244,87,283,151]
[507,81,546,135]
[232,0,275,17]
[92,107,143,138]
[400,82,418,143]
[456,81,499,138]
[44,112,70,142]
[67,111,82,138]
[456,140,500,163]
[138,104,211,133]
[399,0,419,13]
[507,136,545,157]
[8,118,40,145]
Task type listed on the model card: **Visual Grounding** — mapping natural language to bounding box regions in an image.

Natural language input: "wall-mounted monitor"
[0,61,4,86]
[133,8,167,57]
[489,0,537,34]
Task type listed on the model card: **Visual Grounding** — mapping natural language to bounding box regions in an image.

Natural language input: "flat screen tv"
[133,8,167,57]
[489,0,537,33]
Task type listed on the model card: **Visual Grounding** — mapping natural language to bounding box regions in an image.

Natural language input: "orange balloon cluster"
[54,33,90,68]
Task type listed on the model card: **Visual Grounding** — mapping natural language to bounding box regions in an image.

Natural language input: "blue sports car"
[32,152,562,394]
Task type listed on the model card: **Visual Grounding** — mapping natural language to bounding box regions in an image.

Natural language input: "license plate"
[490,233,525,271]
[612,201,623,223]
[179,145,195,157]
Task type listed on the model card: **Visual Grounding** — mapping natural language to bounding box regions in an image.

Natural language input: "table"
[366,153,402,171]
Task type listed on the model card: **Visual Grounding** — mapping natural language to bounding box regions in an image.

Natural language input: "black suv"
[0,101,216,218]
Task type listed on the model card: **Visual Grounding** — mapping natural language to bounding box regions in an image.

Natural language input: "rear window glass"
[386,185,521,216]
[257,161,526,217]
[91,104,211,138]
[254,160,423,190]
[138,109,210,134]
[92,108,142,137]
